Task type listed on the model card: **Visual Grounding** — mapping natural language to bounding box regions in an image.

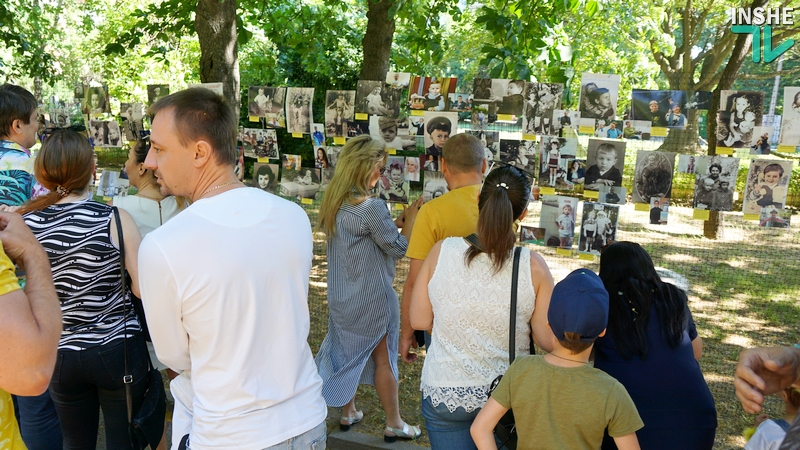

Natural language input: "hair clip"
[496,182,508,189]
[55,185,70,197]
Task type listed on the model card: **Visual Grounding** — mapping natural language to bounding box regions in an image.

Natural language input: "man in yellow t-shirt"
[399,133,486,362]
[0,212,61,449]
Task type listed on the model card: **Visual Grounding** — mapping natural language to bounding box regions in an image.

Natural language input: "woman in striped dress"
[315,135,424,442]
[18,129,151,449]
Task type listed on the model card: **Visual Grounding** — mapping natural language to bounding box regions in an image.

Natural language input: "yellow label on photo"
[578,253,595,261]
[249,115,260,122]
[355,113,368,121]
[540,187,556,195]
[301,198,313,205]
[522,134,537,141]
[777,145,797,153]
[257,157,271,163]
[584,190,599,199]
[292,133,303,138]
[635,203,650,212]
[333,136,346,145]
[387,148,397,155]
[411,110,425,116]
[103,196,112,202]
[394,203,405,210]
[743,213,761,221]
[497,114,513,121]
[716,147,734,155]
[651,127,668,137]
[693,209,710,220]
[556,248,573,257]
[578,126,594,134]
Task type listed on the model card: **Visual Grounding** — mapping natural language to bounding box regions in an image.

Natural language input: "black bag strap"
[112,207,135,427]
[509,246,522,365]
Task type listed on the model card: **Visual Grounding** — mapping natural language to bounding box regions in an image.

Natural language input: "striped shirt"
[24,199,140,350]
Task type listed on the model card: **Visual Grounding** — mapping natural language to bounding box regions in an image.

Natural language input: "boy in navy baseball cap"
[471,269,643,449]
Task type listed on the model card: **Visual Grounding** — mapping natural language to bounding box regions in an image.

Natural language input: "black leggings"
[50,333,150,450]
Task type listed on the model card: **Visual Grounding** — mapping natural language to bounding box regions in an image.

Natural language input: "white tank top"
[421,237,536,413]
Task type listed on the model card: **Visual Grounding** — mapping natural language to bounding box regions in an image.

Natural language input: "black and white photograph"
[371,116,416,150]
[686,91,712,110]
[46,103,70,128]
[578,73,620,122]
[188,82,224,96]
[716,90,765,148]
[520,226,546,245]
[579,202,620,254]
[539,195,577,248]
[552,110,580,136]
[280,166,320,200]
[539,137,578,188]
[82,85,110,115]
[523,82,563,135]
[385,72,410,89]
[447,93,473,112]
[405,156,420,182]
[632,151,676,204]
[759,207,791,228]
[692,156,740,211]
[779,87,800,146]
[147,84,169,106]
[423,112,457,171]
[240,128,278,159]
[286,87,314,135]
[320,168,335,191]
[377,156,409,203]
[355,81,389,115]
[247,86,286,128]
[325,90,355,137]
[598,185,626,205]
[408,76,457,111]
[749,127,774,155]
[649,197,669,225]
[584,139,626,191]
[743,159,792,214]
[423,171,448,201]
[119,103,144,141]
[485,79,526,116]
[89,120,122,147]
[252,163,280,194]
[677,154,706,174]
[631,90,689,128]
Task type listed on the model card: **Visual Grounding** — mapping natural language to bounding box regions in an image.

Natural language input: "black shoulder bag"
[113,207,167,450]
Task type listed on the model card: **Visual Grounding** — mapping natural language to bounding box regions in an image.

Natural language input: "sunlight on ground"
[662,253,701,263]
[722,334,752,349]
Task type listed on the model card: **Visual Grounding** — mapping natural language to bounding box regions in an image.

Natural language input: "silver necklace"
[201,180,238,198]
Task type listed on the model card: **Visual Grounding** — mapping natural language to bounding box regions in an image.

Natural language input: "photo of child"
[519,226,546,245]
[422,171,448,201]
[743,160,792,214]
[252,163,279,194]
[385,72,410,89]
[749,127,774,155]
[779,87,800,146]
[248,87,286,128]
[584,139,626,191]
[370,116,416,150]
[649,197,669,225]
[325,90,355,137]
[538,137,577,189]
[632,150,675,205]
[579,74,621,121]
[539,196,578,249]
[286,87,314,135]
[147,84,169,106]
[377,156,409,203]
[579,202,619,254]
[488,79,526,116]
[408,76,457,111]
[717,90,764,148]
[523,82,563,135]
[693,156,739,211]
[423,112,457,171]
[404,156,420,182]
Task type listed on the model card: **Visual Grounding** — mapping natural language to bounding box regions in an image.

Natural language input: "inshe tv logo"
[731,7,795,63]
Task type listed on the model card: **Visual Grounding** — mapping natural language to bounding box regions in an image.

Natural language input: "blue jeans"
[422,396,480,450]
[13,391,63,449]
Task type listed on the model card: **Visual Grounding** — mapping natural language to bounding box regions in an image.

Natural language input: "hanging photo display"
[742,160,793,215]
[632,151,676,205]
[749,127,774,155]
[147,84,170,106]
[246,87,286,128]
[370,116,416,150]
[649,197,670,225]
[584,138,626,191]
[622,120,651,140]
[280,165,320,200]
[552,110,580,136]
[564,158,586,190]
[422,112,458,172]
[320,168,335,191]
[539,137,578,189]
[631,89,690,128]
[759,207,791,228]
[716,90,765,149]
[385,72,411,89]
[404,156,420,182]
[520,226,546,245]
[598,185,626,205]
[447,93,473,112]
[240,128,278,159]
[89,120,122,147]
[423,171,448,201]
[539,195,578,249]
[355,80,400,117]
[314,147,331,169]
[522,82,563,135]
[692,156,739,211]
[285,87,314,134]
[779,87,800,146]
[579,202,620,255]
[188,82,224,96]
[82,84,111,116]
[578,73,621,122]
[677,154,706,175]
[325,90,355,137]
[311,124,325,146]
[376,156,410,203]
[120,103,145,141]
[253,163,280,194]
[408,76,457,111]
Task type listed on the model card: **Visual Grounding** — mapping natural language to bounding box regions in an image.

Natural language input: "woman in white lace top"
[409,165,555,449]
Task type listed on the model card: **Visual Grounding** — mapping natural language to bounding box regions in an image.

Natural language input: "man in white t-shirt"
[139,88,327,450]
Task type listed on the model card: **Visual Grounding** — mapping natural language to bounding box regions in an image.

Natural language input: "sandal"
[339,410,363,431]
[384,422,421,443]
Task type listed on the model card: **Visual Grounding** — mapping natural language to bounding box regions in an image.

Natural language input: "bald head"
[442,133,485,174]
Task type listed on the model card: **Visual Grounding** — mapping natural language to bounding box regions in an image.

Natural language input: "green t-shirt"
[491,355,643,450]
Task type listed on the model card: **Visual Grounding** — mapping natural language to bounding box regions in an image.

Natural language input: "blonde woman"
[315,135,424,441]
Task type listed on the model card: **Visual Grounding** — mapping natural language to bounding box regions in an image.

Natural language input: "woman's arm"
[529,250,555,352]
[692,336,703,361]
[110,208,143,298]
[409,241,442,331]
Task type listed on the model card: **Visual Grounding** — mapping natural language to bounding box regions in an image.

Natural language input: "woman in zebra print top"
[18,129,153,449]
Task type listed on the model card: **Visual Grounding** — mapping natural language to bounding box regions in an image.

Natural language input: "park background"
[3,0,800,448]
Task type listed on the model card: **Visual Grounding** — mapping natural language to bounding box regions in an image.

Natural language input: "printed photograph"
[598,185,626,205]
[286,87,314,135]
[632,151,676,204]
[693,156,740,211]
[371,116,416,150]
[743,160,792,215]
[676,154,706,174]
[593,119,625,139]
[471,103,491,130]
[119,103,144,141]
[82,85,111,115]
[520,226,546,245]
[320,168,335,191]
[622,120,651,140]
[314,147,331,169]
[240,128,278,159]
[759,207,791,228]
[147,84,169,106]
[280,166,320,199]
[423,171,448,201]
[686,91,712,110]
[716,90,765,148]
[649,197,669,225]
[565,159,586,189]
[578,73,621,122]
[579,202,620,254]
[282,154,301,171]
[539,137,578,189]
[539,195,578,249]
[749,127,774,155]
[252,163,280,194]
[779,87,800,146]
[325,90,355,137]
[405,156,420,182]
[311,124,325,147]
[448,93,473,112]
[385,72,411,89]
[377,156,409,203]
[188,82,224,96]
[423,112,458,171]
[486,79,526,116]
[248,86,287,127]
[552,110,580,137]
[89,120,122,147]
[631,90,689,128]
[408,76,457,111]
[523,82,563,135]
[584,139,626,191]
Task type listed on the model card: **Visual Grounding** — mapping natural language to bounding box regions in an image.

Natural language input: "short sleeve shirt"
[491,355,643,450]
[406,184,480,261]
[0,242,24,449]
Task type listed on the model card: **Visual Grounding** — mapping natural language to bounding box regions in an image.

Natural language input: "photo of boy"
[471,269,643,450]
[519,226,546,245]
[649,198,669,225]
[584,139,626,190]
[523,82,563,134]
[147,84,169,106]
[743,161,792,214]
[555,202,575,248]
[489,79,526,116]
[539,196,576,248]
[285,87,314,135]
[325,90,355,137]
[423,112,457,171]
[408,76,457,111]
[579,74,621,121]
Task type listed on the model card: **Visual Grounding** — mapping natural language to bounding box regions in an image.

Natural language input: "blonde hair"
[316,135,387,237]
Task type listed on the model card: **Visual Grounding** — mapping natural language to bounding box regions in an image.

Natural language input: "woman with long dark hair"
[19,129,154,449]
[596,242,716,449]
[409,165,554,449]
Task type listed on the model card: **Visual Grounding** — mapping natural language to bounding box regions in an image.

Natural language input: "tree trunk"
[657,109,701,154]
[359,0,396,81]
[195,0,240,109]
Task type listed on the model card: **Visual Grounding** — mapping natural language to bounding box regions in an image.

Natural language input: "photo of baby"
[743,160,792,215]
[376,156,409,203]
[408,76,457,111]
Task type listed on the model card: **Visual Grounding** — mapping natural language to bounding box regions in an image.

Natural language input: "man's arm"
[735,346,800,414]
[0,212,61,395]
